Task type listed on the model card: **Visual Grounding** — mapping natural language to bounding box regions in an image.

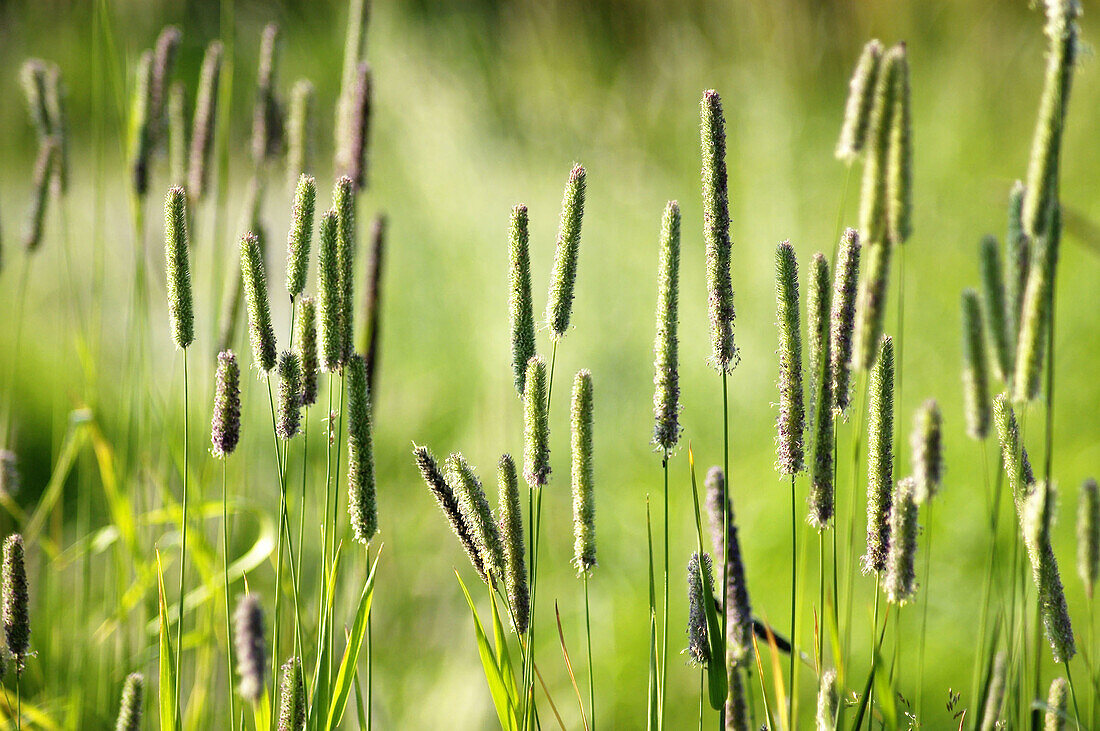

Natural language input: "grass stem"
[174,347,190,725]
[584,571,595,730]
[222,457,237,725]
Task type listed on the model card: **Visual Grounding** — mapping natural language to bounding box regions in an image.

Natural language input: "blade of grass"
[326,548,382,728]
[456,571,520,731]
[761,619,790,731]
[157,550,177,731]
[554,602,590,731]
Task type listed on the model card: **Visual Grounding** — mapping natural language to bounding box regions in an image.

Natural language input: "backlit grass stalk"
[522,355,550,729]
[360,215,386,394]
[211,349,240,723]
[571,370,596,727]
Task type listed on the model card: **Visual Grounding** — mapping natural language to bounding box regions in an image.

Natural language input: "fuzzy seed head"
[993,394,1035,508]
[862,335,894,573]
[498,455,530,634]
[414,446,488,583]
[851,239,892,371]
[981,651,1007,731]
[546,164,587,340]
[571,370,596,573]
[286,80,315,189]
[727,664,751,731]
[150,25,182,147]
[830,228,861,410]
[277,351,303,439]
[1013,204,1061,403]
[240,231,277,371]
[886,44,912,245]
[317,211,342,372]
[1024,481,1076,663]
[509,204,536,397]
[816,668,840,731]
[858,45,902,245]
[809,345,835,529]
[251,23,284,166]
[836,40,884,162]
[188,41,223,201]
[114,673,144,731]
[335,176,358,365]
[286,174,316,299]
[1078,478,1099,600]
[705,466,753,665]
[23,138,57,252]
[979,236,1011,381]
[167,82,188,189]
[685,552,713,666]
[337,63,372,190]
[775,241,805,474]
[129,50,154,196]
[701,90,738,372]
[277,656,306,731]
[296,297,319,406]
[884,476,918,604]
[1044,677,1069,731]
[2,534,29,668]
[910,399,943,504]
[961,289,991,440]
[164,186,195,348]
[652,201,682,451]
[234,594,266,701]
[447,453,505,580]
[806,252,831,433]
[43,64,68,195]
[347,355,377,543]
[211,350,242,457]
[1005,181,1030,361]
[523,356,551,487]
[0,451,20,497]
[361,215,387,394]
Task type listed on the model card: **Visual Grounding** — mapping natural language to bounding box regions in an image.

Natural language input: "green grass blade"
[156,550,178,731]
[647,497,659,730]
[456,571,520,731]
[326,549,382,728]
[309,542,345,729]
[687,447,729,710]
[490,584,520,706]
[872,645,897,729]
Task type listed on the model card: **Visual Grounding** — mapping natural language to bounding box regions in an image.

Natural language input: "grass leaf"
[456,571,520,731]
[326,547,382,728]
[156,550,177,731]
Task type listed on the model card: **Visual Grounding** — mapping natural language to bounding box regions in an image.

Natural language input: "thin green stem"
[789,473,797,724]
[16,676,20,731]
[869,574,880,728]
[916,500,934,716]
[721,371,730,728]
[661,454,669,731]
[222,458,237,725]
[818,530,825,673]
[268,375,286,706]
[367,543,373,731]
[844,373,869,668]
[584,571,595,730]
[1064,659,1082,730]
[174,348,190,726]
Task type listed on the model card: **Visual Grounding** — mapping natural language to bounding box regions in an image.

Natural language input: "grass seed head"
[234,594,267,702]
[241,230,277,371]
[961,289,991,440]
[362,214,386,393]
[1078,478,1099,600]
[836,39,884,162]
[277,656,306,731]
[334,176,357,365]
[167,81,188,190]
[43,63,68,195]
[251,22,284,166]
[23,138,57,253]
[979,235,1011,381]
[571,370,596,573]
[347,354,377,542]
[862,335,894,573]
[1013,203,1061,402]
[993,394,1035,508]
[910,398,943,503]
[851,239,892,371]
[685,552,713,666]
[114,672,144,731]
[276,351,303,439]
[830,228,861,410]
[886,43,912,245]
[1024,481,1076,663]
[806,251,830,432]
[858,45,901,245]
[286,174,316,299]
[509,204,536,397]
[523,355,551,487]
[150,25,181,147]
[652,201,682,452]
[317,210,342,372]
[546,164,587,340]
[337,63,372,189]
[775,241,805,475]
[809,340,836,530]
[129,50,154,197]
[211,350,242,457]
[188,41,223,201]
[981,651,1007,731]
[884,476,918,604]
[816,668,840,731]
[704,466,753,664]
[164,186,195,349]
[701,90,738,372]
[1044,677,1069,731]
[446,453,504,581]
[414,445,488,583]
[1005,181,1030,360]
[296,296,319,406]
[497,454,529,634]
[286,79,315,189]
[2,534,29,670]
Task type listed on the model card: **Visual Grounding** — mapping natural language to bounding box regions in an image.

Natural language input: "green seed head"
[296,296,319,406]
[836,39,884,162]
[884,476,918,604]
[979,235,1011,382]
[286,79,316,189]
[277,656,306,731]
[336,63,372,190]
[701,90,738,372]
[23,138,57,252]
[809,350,835,530]
[129,50,154,197]
[830,228,861,411]
[150,25,181,148]
[240,231,277,371]
[276,351,303,440]
[910,398,943,504]
[1024,480,1076,663]
[234,594,267,702]
[114,672,144,731]
[1078,478,1099,600]
[414,445,488,583]
[164,186,195,349]
[509,204,536,397]
[851,238,892,371]
[2,534,29,670]
[862,335,894,574]
[961,289,991,440]
[1044,677,1069,731]
[1013,204,1061,403]
[188,41,223,201]
[211,350,242,457]
[361,215,387,394]
[858,45,902,245]
[347,354,377,543]
[685,552,713,667]
[653,201,682,452]
[167,81,188,190]
[993,394,1035,509]
[523,355,551,487]
[806,252,831,433]
[816,668,840,731]
[497,454,529,634]
[251,23,284,166]
[775,241,805,475]
[286,174,316,299]
[1005,181,1030,360]
[704,466,753,664]
[571,370,596,573]
[317,210,342,372]
[546,164,587,340]
[886,43,912,245]
[334,176,358,365]
[446,453,505,580]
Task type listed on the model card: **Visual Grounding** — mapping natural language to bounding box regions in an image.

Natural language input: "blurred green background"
[0,0,1098,727]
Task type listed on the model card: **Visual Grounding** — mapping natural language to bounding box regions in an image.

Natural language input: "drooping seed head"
[2,534,29,670]
[546,164,587,340]
[334,176,357,365]
[884,476,918,604]
[114,672,144,731]
[851,239,892,371]
[816,668,840,731]
[1078,478,1099,600]
[497,454,529,634]
[1005,181,1030,362]
[414,445,488,582]
[523,356,551,487]
[337,63,372,190]
[188,41,223,201]
[961,289,991,440]
[286,174,316,299]
[234,594,267,701]
[20,60,50,138]
[806,252,831,433]
[346,354,377,543]
[211,350,242,457]
[23,138,57,252]
[701,90,738,372]
[167,81,188,189]
[774,241,805,475]
[830,228,861,411]
[446,453,504,580]
[862,335,894,573]
[910,399,943,504]
[1023,480,1076,663]
[858,45,902,245]
[685,552,713,666]
[652,201,682,452]
[979,236,1012,381]
[295,297,319,406]
[251,23,284,166]
[981,651,1007,731]
[836,40,884,162]
[277,656,306,731]
[43,63,68,195]
[240,231,277,371]
[1013,204,1061,403]
[571,370,596,573]
[317,210,342,372]
[886,43,912,245]
[286,80,315,189]
[150,25,182,148]
[129,50,154,197]
[0,451,20,497]
[509,204,536,397]
[276,351,303,440]
[164,186,195,349]
[704,466,753,665]
[1044,677,1069,731]
[993,394,1036,508]
[1021,0,1080,240]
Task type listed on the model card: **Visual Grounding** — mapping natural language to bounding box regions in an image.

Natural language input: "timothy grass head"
[701,89,738,372]
[114,672,144,731]
[233,594,266,702]
[286,174,316,300]
[523,355,551,487]
[446,453,505,580]
[2,533,29,672]
[774,240,805,475]
[546,163,587,340]
[836,39,884,162]
[211,350,242,457]
[885,476,918,604]
[685,552,714,666]
[571,369,596,573]
[347,354,378,543]
[276,351,303,440]
[961,289,991,440]
[509,203,536,397]
[414,445,488,583]
[187,40,223,201]
[164,186,194,349]
[240,230,277,372]
[497,454,529,633]
[653,200,682,452]
[910,398,943,504]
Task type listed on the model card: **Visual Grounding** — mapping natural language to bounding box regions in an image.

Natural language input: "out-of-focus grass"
[0,0,1098,727]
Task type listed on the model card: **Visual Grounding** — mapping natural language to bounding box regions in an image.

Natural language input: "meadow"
[0,0,1098,728]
